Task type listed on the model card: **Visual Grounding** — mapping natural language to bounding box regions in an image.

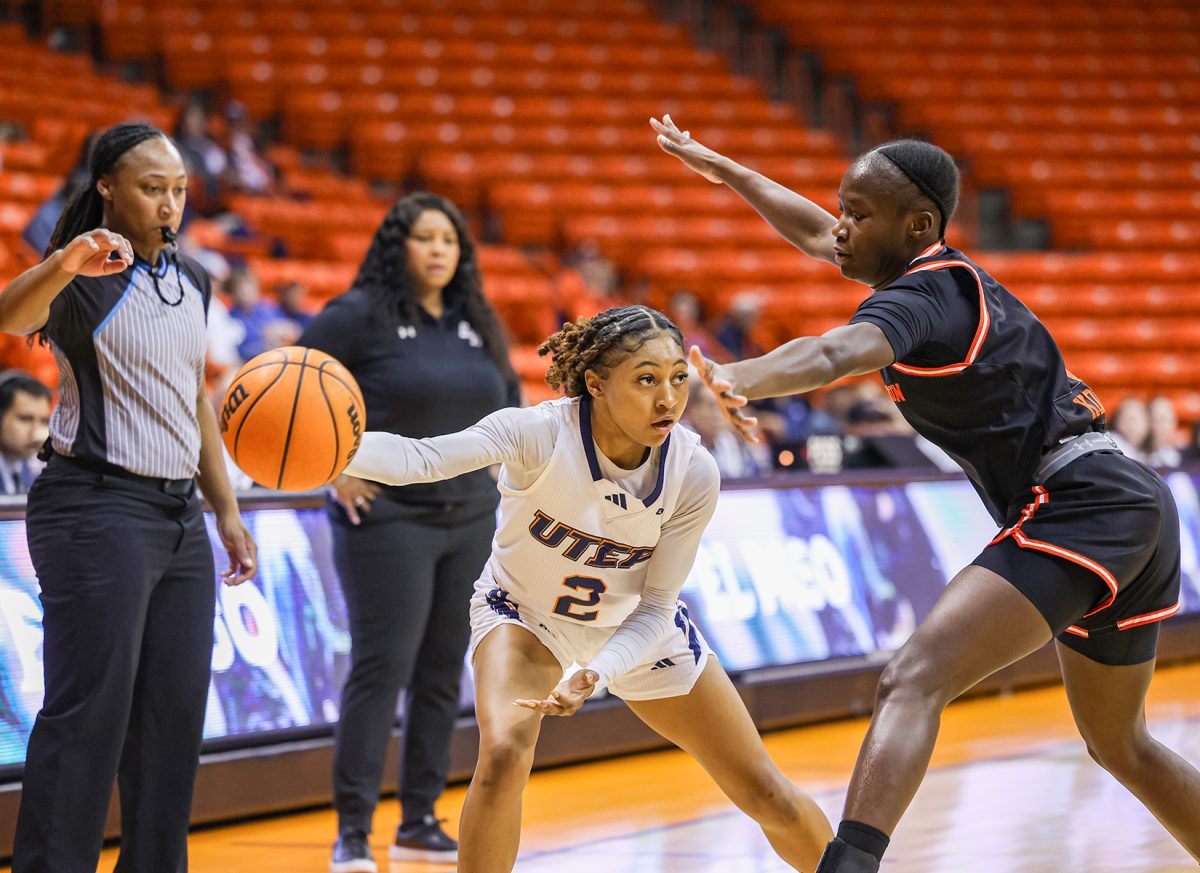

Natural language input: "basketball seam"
[232,358,293,463]
[230,353,363,410]
[276,348,310,490]
[317,367,365,410]
[228,348,288,375]
[238,360,364,410]
[317,363,341,486]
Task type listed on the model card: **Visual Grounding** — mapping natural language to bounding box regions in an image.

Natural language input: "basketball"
[220,346,366,492]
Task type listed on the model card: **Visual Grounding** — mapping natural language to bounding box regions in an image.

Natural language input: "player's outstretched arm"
[651,114,839,264]
[344,404,551,487]
[690,323,896,442]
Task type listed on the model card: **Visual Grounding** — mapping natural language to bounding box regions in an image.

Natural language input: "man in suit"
[0,371,51,495]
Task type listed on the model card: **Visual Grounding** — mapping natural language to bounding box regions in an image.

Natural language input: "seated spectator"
[0,371,51,495]
[713,292,767,360]
[23,132,96,256]
[1146,395,1183,467]
[668,290,724,361]
[276,280,314,330]
[174,102,227,205]
[683,379,772,479]
[262,317,302,352]
[1184,420,1200,462]
[227,268,283,361]
[223,101,277,195]
[1109,397,1150,463]
[553,241,624,320]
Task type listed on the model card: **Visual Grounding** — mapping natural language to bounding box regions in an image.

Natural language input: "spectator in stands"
[1185,421,1200,462]
[554,240,623,320]
[222,101,277,195]
[1146,395,1183,468]
[22,132,97,256]
[684,378,772,479]
[713,291,766,360]
[668,290,724,361]
[1109,397,1150,463]
[276,280,314,330]
[227,267,283,361]
[0,371,51,495]
[299,193,519,871]
[174,102,227,205]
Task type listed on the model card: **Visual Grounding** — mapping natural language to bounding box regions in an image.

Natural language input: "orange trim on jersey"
[1010,529,1119,617]
[911,242,946,262]
[891,258,990,378]
[1064,625,1089,638]
[1116,602,1182,630]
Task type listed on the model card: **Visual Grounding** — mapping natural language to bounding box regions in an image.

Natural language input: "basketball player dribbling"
[653,114,1200,871]
[343,304,834,873]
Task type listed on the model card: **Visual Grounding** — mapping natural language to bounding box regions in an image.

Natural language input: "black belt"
[52,452,196,495]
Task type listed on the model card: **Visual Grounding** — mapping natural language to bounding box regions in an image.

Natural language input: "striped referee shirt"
[44,251,211,479]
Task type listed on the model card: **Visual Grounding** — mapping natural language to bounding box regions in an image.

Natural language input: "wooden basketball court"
[82,661,1199,872]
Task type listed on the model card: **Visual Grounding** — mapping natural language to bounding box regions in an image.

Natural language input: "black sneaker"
[330,829,377,873]
[389,815,459,863]
[814,838,881,872]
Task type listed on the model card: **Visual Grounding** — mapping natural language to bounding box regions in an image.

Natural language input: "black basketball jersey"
[850,243,1105,524]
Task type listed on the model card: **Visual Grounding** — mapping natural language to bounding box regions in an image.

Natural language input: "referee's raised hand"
[59,229,134,277]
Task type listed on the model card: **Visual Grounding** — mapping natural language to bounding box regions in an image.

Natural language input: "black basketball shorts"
[973,451,1181,666]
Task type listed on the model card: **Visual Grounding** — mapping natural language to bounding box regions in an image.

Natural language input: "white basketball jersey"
[484,396,703,627]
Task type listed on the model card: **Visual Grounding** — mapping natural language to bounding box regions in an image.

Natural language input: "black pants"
[14,459,216,873]
[331,497,494,834]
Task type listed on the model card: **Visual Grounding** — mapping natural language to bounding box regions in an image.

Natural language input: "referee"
[0,122,257,873]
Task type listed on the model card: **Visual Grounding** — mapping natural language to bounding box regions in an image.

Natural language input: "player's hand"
[57,229,134,277]
[331,474,382,525]
[651,115,726,184]
[513,669,599,718]
[689,345,759,443]
[216,510,257,586]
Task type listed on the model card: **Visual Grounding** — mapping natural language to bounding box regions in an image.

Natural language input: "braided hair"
[46,122,170,257]
[539,305,684,397]
[865,140,960,239]
[353,192,515,380]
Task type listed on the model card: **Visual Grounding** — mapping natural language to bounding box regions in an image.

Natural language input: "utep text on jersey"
[528,510,655,570]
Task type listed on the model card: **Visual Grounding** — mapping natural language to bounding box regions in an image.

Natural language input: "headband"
[877,150,950,239]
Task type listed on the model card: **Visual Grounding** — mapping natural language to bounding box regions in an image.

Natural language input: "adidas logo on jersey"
[650,658,676,670]
[604,493,628,510]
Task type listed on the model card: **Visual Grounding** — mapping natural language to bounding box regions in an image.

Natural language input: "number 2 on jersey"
[552,575,607,622]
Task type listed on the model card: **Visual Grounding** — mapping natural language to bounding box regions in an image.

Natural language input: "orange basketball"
[220,346,366,492]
